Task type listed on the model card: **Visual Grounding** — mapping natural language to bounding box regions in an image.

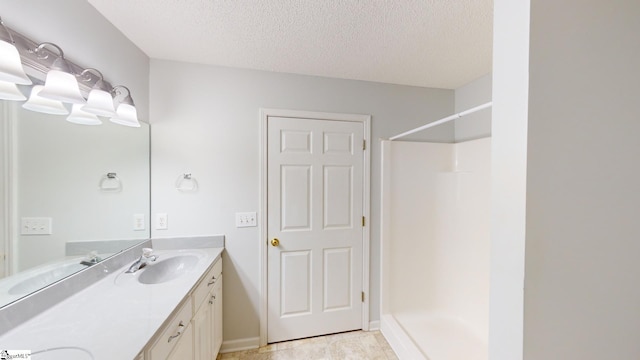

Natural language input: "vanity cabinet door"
[193,298,212,360]
[167,323,193,360]
[192,257,222,360]
[212,276,223,355]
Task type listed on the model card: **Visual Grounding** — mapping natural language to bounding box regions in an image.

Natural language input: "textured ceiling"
[88,0,493,89]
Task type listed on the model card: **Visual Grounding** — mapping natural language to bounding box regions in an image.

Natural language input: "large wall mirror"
[0,100,150,308]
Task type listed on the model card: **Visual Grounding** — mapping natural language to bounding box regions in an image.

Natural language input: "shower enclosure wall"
[380,137,491,360]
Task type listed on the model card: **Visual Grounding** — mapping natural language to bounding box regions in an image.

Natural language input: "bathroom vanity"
[143,251,223,360]
[0,238,224,360]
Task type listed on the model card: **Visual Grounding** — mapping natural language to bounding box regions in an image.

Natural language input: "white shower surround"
[381,137,491,360]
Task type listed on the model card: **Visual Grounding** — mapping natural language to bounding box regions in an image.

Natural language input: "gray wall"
[149,59,454,343]
[455,73,492,142]
[524,0,640,358]
[0,105,5,278]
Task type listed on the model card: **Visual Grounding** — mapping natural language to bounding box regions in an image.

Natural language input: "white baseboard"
[369,320,381,330]
[220,337,260,353]
[380,314,426,360]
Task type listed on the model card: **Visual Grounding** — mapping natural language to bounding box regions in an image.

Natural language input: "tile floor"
[217,330,398,360]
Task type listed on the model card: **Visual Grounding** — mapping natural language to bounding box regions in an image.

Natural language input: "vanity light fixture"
[35,42,86,104]
[0,17,31,85]
[0,80,26,101]
[67,103,102,125]
[110,85,140,128]
[22,85,69,115]
[81,68,116,117]
[0,15,142,128]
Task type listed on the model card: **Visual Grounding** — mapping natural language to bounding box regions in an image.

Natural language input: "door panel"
[323,247,352,311]
[267,116,364,343]
[280,250,312,316]
[323,166,353,229]
[281,165,311,231]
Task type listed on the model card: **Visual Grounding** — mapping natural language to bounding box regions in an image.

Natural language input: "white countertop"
[0,247,223,359]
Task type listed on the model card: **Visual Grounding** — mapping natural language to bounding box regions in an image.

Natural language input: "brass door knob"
[271,238,280,247]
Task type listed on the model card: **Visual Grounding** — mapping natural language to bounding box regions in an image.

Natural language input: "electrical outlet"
[235,212,257,228]
[156,213,168,230]
[133,214,145,231]
[21,217,53,235]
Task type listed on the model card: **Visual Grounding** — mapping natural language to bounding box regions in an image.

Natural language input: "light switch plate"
[235,212,257,227]
[21,217,53,235]
[133,214,145,231]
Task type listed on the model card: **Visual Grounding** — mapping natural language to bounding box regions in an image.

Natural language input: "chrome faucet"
[126,247,158,273]
[80,251,102,266]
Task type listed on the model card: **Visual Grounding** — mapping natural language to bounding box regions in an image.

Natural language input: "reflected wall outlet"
[21,217,53,235]
[133,214,145,231]
[236,212,257,227]
[156,213,168,230]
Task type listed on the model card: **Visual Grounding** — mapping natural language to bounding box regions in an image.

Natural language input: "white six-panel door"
[267,116,364,343]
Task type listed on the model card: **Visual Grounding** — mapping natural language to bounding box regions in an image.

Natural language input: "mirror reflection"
[0,100,150,307]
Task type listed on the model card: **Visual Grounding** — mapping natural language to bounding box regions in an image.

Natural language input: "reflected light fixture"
[67,103,102,125]
[0,80,26,101]
[35,42,86,104]
[110,85,140,128]
[81,68,116,117]
[22,85,69,115]
[0,17,31,85]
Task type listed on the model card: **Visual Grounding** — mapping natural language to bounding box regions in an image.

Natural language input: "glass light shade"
[0,80,26,100]
[0,40,31,85]
[38,69,86,104]
[22,85,69,115]
[110,103,140,127]
[82,88,116,117]
[67,104,102,125]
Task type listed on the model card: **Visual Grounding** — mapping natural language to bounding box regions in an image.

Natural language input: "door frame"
[259,108,371,346]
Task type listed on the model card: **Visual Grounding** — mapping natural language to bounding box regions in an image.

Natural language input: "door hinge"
[362,216,365,227]
[363,139,366,150]
[361,291,365,302]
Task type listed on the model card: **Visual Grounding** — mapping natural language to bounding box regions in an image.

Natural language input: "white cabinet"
[212,276,223,355]
[167,324,193,360]
[145,256,222,360]
[193,257,223,360]
[146,299,193,360]
[193,296,212,360]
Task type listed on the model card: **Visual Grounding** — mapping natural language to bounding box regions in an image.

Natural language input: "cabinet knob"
[270,238,280,247]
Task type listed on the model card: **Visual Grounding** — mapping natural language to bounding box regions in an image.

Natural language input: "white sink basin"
[137,255,199,284]
[113,250,206,287]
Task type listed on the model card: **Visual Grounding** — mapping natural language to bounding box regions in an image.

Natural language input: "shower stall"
[380,106,491,360]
